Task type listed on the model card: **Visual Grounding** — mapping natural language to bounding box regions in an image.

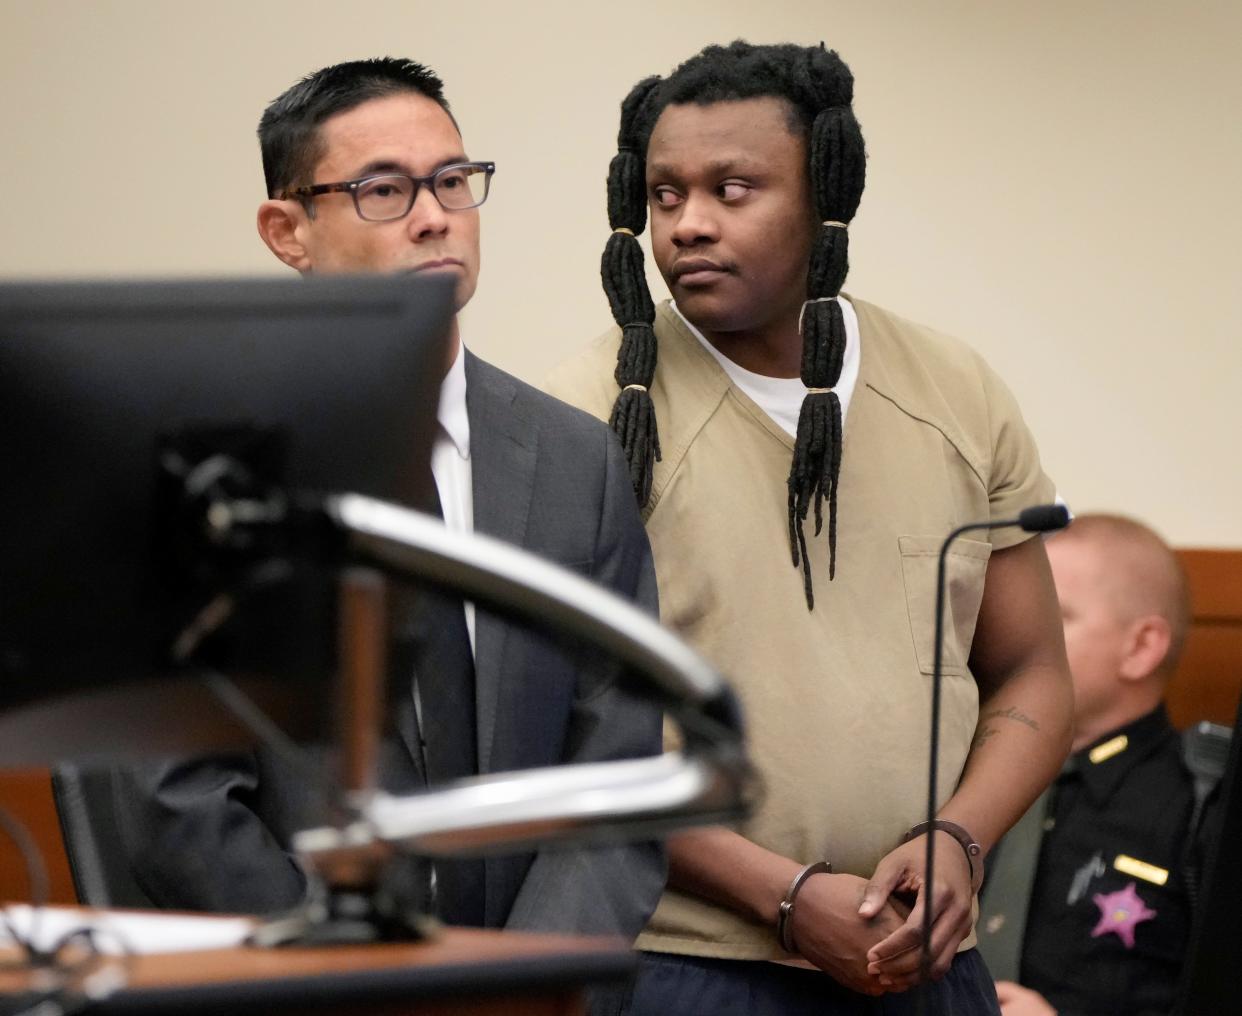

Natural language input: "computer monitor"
[1177,691,1242,1014]
[0,276,452,763]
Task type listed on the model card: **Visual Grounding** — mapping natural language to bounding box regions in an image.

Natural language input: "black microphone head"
[1018,503,1071,533]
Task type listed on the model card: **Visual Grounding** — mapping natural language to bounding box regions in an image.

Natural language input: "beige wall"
[3,0,1239,545]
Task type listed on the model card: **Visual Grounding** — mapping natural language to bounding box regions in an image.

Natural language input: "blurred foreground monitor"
[0,276,452,763]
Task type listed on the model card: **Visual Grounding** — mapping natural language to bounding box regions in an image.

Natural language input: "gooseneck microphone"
[918,502,1070,1011]
[1014,504,1073,535]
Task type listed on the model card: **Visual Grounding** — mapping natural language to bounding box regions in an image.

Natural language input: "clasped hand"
[784,872,908,996]
[787,831,974,995]
[857,830,976,991]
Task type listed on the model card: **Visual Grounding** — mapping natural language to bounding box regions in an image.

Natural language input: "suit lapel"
[464,352,538,774]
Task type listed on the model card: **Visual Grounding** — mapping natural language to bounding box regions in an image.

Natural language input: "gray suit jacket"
[114,352,665,940]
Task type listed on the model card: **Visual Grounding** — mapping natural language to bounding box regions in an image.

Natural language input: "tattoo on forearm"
[971,725,999,751]
[980,705,1041,732]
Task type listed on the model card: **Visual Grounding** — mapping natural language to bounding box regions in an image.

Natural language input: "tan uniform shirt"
[546,298,1055,960]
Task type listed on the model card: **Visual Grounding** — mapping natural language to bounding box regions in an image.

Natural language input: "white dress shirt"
[429,340,476,651]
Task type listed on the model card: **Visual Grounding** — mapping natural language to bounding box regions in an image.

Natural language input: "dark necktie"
[409,472,485,926]
[414,476,478,786]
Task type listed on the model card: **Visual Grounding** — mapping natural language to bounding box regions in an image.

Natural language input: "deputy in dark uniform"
[978,514,1226,1016]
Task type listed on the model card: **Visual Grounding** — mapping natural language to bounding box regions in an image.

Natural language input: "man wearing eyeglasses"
[117,59,665,958]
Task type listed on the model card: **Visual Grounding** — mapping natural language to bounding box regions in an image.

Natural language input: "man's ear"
[1118,614,1173,683]
[257,199,313,272]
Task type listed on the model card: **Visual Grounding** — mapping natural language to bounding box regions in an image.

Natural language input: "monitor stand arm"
[204,491,755,945]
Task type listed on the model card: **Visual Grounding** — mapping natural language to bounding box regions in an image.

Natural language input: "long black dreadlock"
[601,41,866,608]
[601,76,664,505]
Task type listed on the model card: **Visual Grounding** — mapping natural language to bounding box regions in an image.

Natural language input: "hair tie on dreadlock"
[822,220,848,229]
[797,296,837,335]
[623,383,648,393]
[613,227,635,236]
[805,387,833,395]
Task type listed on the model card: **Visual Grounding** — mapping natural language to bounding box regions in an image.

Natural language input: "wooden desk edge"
[1,926,638,1010]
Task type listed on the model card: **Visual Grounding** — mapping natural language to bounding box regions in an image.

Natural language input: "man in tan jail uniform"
[547,39,1074,1015]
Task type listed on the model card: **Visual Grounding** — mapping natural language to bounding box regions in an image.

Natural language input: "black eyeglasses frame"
[282,161,496,221]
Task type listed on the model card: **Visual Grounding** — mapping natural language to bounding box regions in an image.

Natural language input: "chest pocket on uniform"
[898,535,992,677]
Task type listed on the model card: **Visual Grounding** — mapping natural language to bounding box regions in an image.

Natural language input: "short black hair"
[258,57,456,199]
[602,41,866,609]
[644,41,856,141]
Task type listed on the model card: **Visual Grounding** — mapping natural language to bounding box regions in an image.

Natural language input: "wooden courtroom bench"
[1165,549,1242,729]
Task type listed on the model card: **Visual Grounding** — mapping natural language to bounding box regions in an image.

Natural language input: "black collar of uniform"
[1061,705,1177,805]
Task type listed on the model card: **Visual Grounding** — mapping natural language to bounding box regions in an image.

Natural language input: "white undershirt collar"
[670,297,862,439]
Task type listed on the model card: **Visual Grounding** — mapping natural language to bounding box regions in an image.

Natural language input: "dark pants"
[624,949,1001,1016]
